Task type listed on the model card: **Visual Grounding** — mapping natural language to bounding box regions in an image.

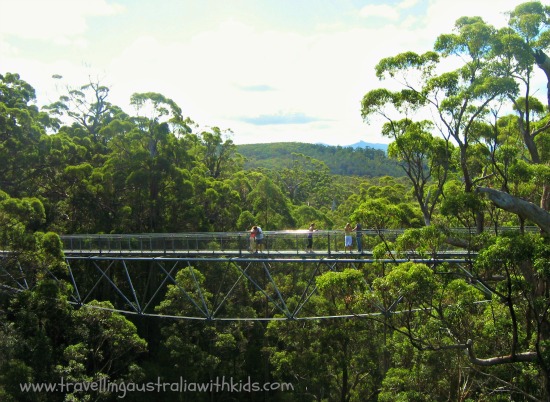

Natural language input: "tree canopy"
[3,2,550,400]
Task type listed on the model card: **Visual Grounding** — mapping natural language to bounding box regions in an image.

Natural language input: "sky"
[0,0,538,146]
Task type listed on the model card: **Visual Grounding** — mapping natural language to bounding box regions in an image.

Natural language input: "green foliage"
[352,196,420,230]
[4,2,550,398]
[440,181,484,228]
[292,204,333,229]
[39,232,64,258]
[395,226,447,257]
[316,269,366,311]
[248,176,295,229]
[379,367,435,402]
[238,141,402,177]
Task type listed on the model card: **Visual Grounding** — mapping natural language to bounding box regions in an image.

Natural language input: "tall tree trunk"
[534,50,550,116]
[541,184,550,211]
[533,50,550,213]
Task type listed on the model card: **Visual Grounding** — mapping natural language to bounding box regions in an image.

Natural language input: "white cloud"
[0,0,123,44]
[359,4,400,21]
[398,0,421,9]
[0,0,538,146]
[425,0,524,35]
[106,21,364,122]
[359,0,420,21]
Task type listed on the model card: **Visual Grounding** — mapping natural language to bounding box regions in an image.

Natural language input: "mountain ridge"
[236,141,401,177]
[347,140,388,152]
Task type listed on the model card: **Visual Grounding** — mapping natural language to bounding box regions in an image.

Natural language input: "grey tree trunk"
[477,187,550,234]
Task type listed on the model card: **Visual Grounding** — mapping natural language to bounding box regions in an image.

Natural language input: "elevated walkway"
[59,229,480,260]
[2,229,523,320]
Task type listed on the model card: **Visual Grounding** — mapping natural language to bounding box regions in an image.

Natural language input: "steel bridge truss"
[1,253,492,321]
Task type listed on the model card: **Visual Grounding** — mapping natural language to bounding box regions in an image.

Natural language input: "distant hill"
[236,142,403,177]
[348,140,388,152]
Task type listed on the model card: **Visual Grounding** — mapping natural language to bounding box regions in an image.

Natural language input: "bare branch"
[465,339,538,366]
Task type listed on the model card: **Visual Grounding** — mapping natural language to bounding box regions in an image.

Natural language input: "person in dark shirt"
[255,226,264,253]
[352,222,363,253]
[306,223,316,253]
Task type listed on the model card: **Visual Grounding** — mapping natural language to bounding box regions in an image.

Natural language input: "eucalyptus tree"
[454,2,550,235]
[0,73,50,198]
[0,193,65,400]
[155,264,257,396]
[42,76,128,149]
[267,269,384,402]
[292,204,333,230]
[385,119,452,226]
[277,152,333,208]
[0,191,148,401]
[335,216,550,400]
[357,4,550,398]
[248,176,295,229]
[507,2,550,163]
[193,178,242,231]
[100,92,196,232]
[362,16,518,232]
[199,126,241,179]
[129,92,189,158]
[230,170,257,211]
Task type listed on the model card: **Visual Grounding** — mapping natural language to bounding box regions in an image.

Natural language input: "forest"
[3,1,550,401]
[236,142,403,177]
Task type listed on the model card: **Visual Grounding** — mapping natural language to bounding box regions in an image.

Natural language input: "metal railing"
[61,230,351,256]
[60,227,536,256]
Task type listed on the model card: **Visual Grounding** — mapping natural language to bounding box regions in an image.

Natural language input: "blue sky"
[0,0,538,145]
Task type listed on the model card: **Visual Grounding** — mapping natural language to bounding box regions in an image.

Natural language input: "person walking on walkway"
[306,223,317,253]
[352,222,363,254]
[255,226,264,253]
[249,226,257,252]
[344,223,353,253]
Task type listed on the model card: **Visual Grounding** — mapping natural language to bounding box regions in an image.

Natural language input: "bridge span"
[59,229,477,258]
[2,230,493,321]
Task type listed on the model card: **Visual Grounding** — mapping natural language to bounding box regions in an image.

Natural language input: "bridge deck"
[62,249,475,263]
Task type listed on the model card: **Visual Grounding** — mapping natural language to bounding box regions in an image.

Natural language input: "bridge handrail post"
[327,231,331,256]
[238,234,242,257]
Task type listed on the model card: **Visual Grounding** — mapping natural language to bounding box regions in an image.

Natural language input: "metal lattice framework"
[0,230,502,321]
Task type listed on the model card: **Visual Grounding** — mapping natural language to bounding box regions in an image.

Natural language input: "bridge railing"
[59,227,535,256]
[60,230,402,255]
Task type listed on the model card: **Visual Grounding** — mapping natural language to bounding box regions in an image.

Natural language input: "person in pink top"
[249,226,257,252]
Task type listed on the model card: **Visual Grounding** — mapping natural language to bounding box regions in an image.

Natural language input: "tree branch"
[476,187,550,233]
[465,339,538,366]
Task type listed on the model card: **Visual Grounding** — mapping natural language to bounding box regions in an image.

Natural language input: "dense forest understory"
[4,1,550,401]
